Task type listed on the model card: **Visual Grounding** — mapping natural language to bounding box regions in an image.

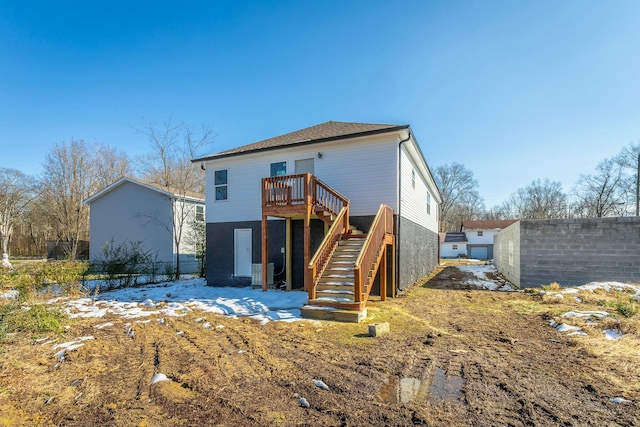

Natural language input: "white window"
[196,205,204,221]
[270,162,286,177]
[215,170,227,201]
[426,192,431,215]
[477,231,483,237]
[452,244,458,250]
[411,169,416,189]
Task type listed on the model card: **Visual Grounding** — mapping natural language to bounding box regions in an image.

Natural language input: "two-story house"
[193,121,442,321]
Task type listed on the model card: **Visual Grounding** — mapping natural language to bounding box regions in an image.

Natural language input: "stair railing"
[307,205,349,300]
[263,174,348,216]
[353,204,394,303]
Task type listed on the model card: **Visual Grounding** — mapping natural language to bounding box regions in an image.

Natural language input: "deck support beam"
[286,217,292,291]
[261,214,268,292]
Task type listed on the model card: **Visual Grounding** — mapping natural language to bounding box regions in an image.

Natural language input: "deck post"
[390,238,396,298]
[261,214,268,292]
[303,173,312,292]
[286,217,292,291]
[380,245,387,302]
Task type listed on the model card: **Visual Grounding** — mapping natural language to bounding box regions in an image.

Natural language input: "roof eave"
[191,124,410,163]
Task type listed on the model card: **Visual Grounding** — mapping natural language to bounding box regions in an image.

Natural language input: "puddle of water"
[377,367,465,405]
[428,367,464,404]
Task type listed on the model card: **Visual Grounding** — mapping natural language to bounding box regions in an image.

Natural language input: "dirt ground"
[1,264,639,426]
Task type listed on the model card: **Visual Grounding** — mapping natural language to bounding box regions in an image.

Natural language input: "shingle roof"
[193,121,408,161]
[461,220,518,231]
[443,232,468,243]
[83,176,204,205]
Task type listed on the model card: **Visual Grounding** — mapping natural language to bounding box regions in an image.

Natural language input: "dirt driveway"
[0,264,638,426]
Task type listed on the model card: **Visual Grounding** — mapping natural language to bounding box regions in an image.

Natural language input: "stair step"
[339,240,365,246]
[328,260,356,266]
[316,283,354,290]
[300,305,367,323]
[317,279,354,287]
[316,291,354,300]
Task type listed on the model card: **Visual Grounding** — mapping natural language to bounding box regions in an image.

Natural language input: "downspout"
[396,130,412,293]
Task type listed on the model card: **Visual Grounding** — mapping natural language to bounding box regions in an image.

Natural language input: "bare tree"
[0,168,36,262]
[434,163,485,231]
[40,140,132,259]
[184,214,206,277]
[138,118,215,277]
[572,159,628,217]
[614,141,640,215]
[502,179,569,219]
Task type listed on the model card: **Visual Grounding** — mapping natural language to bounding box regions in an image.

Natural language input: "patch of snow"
[150,373,171,384]
[610,397,632,404]
[603,329,624,340]
[562,311,609,320]
[0,289,18,299]
[314,379,330,391]
[455,265,518,291]
[556,323,581,333]
[94,322,114,329]
[579,282,640,293]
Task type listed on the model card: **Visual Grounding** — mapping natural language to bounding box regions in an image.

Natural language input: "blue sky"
[1,1,639,208]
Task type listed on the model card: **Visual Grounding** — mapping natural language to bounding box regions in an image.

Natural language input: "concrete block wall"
[398,216,439,290]
[496,217,640,288]
[493,221,520,286]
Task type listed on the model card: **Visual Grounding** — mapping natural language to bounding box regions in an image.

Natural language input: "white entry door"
[234,229,252,277]
[295,158,314,175]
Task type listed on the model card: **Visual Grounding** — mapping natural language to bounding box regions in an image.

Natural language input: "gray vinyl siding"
[88,181,173,263]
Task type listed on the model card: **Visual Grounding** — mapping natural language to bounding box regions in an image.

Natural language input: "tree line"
[435,141,640,231]
[0,119,214,267]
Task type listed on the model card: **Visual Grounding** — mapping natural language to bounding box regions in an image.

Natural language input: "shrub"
[89,239,159,288]
[615,299,638,318]
[0,302,66,337]
[542,282,561,291]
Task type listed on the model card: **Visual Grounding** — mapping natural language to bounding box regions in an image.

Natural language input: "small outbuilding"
[83,177,205,274]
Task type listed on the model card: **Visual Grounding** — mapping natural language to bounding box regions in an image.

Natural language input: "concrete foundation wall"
[397,216,439,290]
[493,222,520,286]
[496,217,640,288]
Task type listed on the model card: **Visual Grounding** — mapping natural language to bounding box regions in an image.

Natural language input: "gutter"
[396,130,412,291]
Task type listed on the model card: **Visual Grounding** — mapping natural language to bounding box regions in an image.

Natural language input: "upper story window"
[452,244,458,250]
[196,205,204,221]
[214,170,228,201]
[270,162,286,177]
[411,169,416,189]
[426,192,431,215]
[477,231,483,237]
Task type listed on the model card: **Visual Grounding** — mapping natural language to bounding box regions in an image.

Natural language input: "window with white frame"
[426,192,431,215]
[270,161,286,177]
[452,244,458,250]
[214,170,227,201]
[196,205,204,221]
[411,169,416,189]
[477,231,483,237]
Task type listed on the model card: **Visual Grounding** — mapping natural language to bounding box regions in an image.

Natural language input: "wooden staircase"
[261,174,393,322]
[302,204,395,323]
[302,235,368,322]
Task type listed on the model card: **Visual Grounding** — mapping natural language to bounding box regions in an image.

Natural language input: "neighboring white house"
[83,177,205,274]
[460,220,517,260]
[440,232,468,259]
[192,121,442,318]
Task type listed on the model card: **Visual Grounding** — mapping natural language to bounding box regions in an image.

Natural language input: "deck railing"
[262,173,348,216]
[353,204,394,303]
[307,205,350,299]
